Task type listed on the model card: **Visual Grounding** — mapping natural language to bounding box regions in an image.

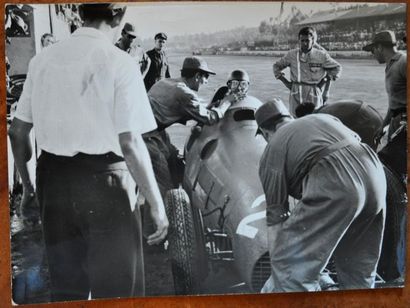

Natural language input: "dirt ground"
[10,207,249,305]
[143,240,249,297]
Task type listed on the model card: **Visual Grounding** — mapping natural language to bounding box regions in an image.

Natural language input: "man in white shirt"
[8,3,168,301]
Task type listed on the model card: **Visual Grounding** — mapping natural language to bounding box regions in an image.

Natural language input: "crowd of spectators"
[254,18,406,52]
[311,19,406,51]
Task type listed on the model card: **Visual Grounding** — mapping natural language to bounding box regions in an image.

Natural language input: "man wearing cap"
[273,27,342,116]
[116,22,151,77]
[115,22,137,52]
[256,99,386,292]
[144,32,171,91]
[9,3,168,301]
[143,56,235,209]
[363,30,407,183]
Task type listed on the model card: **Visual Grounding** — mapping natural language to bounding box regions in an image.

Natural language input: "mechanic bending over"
[256,99,386,292]
[145,56,239,192]
[142,57,241,234]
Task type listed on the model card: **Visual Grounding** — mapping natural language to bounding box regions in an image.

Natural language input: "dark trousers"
[379,128,407,183]
[142,130,183,237]
[267,143,386,291]
[143,130,176,196]
[36,152,144,301]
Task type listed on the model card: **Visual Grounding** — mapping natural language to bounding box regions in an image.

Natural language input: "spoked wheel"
[166,188,208,295]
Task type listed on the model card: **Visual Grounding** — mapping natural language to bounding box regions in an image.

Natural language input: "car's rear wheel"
[166,188,207,295]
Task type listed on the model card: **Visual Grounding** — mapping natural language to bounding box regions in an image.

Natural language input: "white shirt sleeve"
[14,61,34,123]
[114,56,157,134]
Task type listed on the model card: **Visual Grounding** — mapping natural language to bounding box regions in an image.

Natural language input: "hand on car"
[224,92,246,105]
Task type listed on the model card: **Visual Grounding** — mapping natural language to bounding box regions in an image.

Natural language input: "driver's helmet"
[227,69,250,96]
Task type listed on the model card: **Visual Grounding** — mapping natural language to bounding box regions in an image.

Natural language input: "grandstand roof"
[297,3,406,26]
[337,3,406,20]
[297,10,347,25]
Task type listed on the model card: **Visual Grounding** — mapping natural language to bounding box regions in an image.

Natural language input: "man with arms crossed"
[9,3,168,301]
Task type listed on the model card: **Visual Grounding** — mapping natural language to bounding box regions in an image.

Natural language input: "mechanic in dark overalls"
[256,99,386,292]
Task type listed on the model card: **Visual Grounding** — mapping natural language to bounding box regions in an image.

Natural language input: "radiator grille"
[251,252,271,292]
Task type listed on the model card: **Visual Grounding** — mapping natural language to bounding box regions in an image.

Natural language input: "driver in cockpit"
[227,69,250,97]
[208,69,250,109]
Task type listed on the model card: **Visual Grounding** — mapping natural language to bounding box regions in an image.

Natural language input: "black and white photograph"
[5,1,407,305]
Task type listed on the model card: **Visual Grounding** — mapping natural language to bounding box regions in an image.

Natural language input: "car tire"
[166,188,204,295]
[377,165,407,282]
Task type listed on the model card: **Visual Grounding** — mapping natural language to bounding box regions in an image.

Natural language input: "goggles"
[228,80,249,88]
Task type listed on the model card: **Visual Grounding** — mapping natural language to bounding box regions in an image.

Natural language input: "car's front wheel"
[166,188,207,295]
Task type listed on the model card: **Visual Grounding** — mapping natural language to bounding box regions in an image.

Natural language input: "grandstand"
[296,3,406,51]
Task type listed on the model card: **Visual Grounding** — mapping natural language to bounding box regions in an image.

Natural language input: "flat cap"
[255,99,291,135]
[123,22,137,37]
[181,56,216,75]
[363,30,397,51]
[155,32,167,40]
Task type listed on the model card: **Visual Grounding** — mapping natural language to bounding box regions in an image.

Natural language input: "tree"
[259,20,271,34]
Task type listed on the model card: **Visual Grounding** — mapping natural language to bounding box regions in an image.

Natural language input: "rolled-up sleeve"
[259,146,290,226]
[178,87,220,125]
[114,57,157,134]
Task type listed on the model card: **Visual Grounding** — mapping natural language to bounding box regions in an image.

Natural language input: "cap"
[155,32,168,40]
[255,99,291,135]
[228,69,250,82]
[362,30,397,51]
[122,22,137,37]
[181,56,216,75]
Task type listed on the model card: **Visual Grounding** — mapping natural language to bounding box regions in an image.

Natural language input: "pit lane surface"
[9,55,396,303]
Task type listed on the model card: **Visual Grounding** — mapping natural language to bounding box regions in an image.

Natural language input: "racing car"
[165,94,407,295]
